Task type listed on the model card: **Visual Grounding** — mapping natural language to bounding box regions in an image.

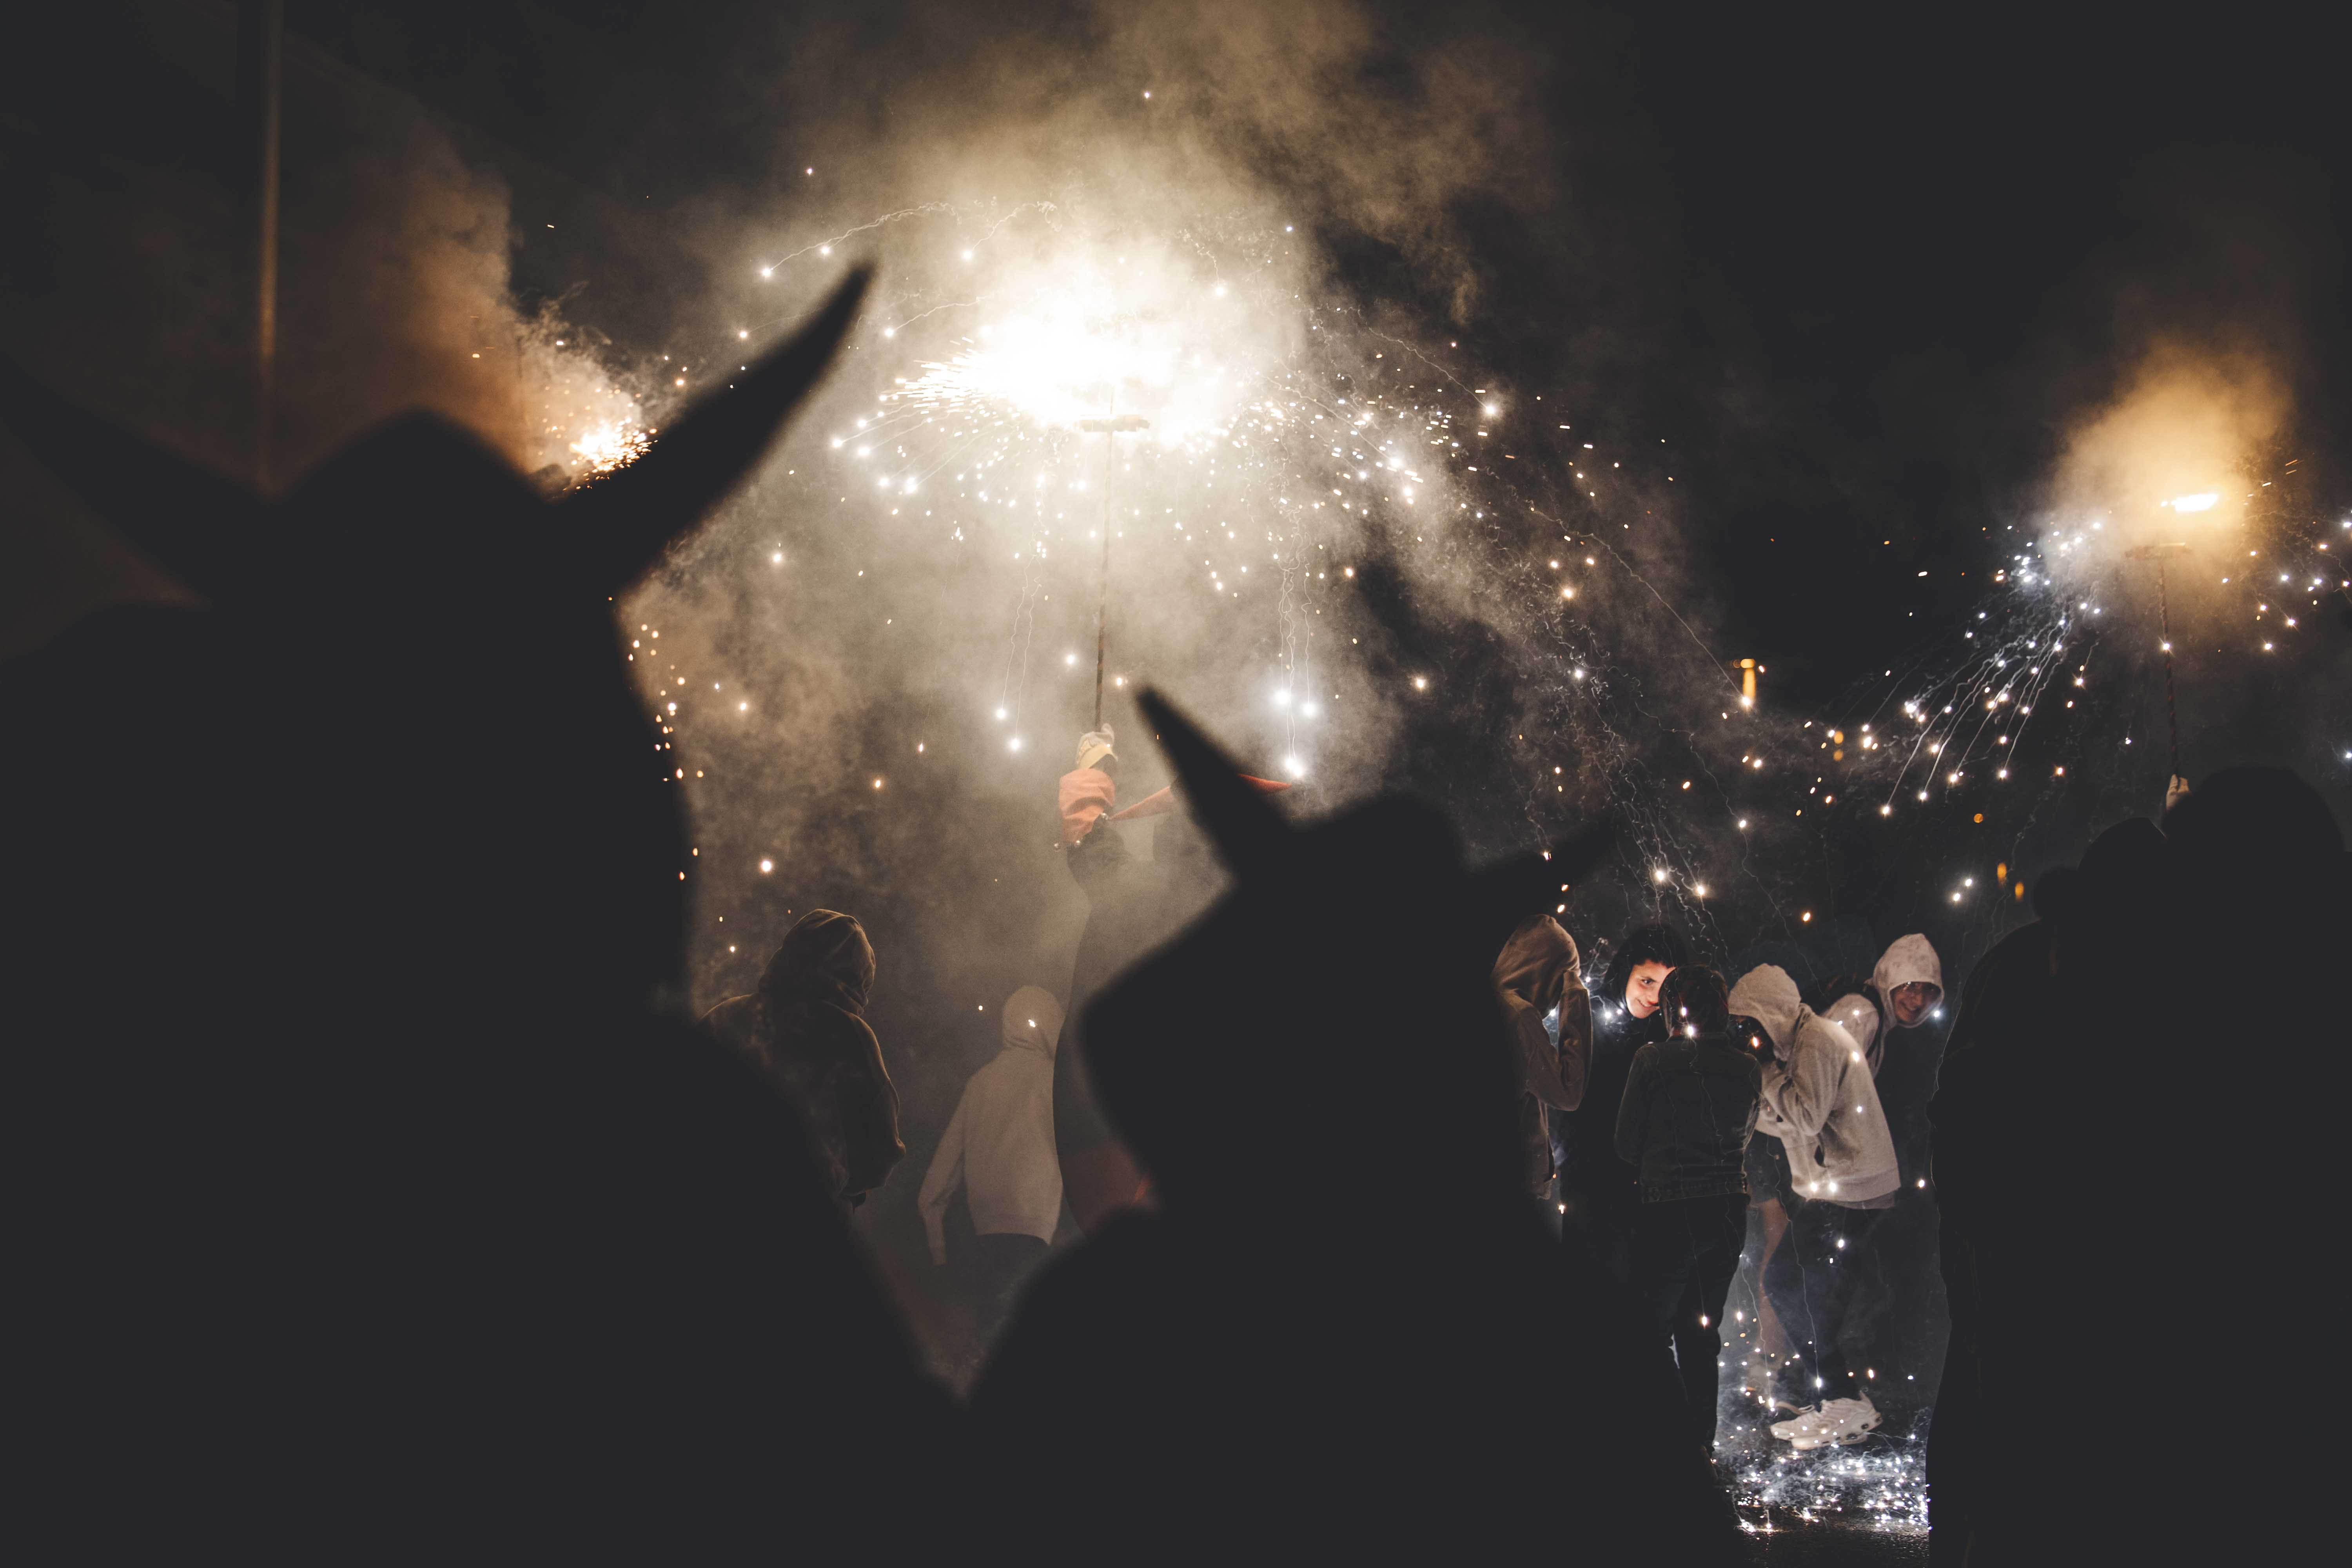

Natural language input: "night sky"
[271,0,2350,703]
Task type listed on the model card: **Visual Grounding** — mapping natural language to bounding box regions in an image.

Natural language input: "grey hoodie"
[1729,964,1899,1207]
[1821,933,1944,1076]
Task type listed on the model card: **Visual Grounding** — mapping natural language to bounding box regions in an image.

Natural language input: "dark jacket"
[1492,916,1593,1195]
[702,909,903,1209]
[1551,1003,1658,1201]
[1615,1028,1761,1203]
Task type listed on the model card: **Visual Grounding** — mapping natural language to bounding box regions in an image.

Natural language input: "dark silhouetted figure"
[974,693,1746,1562]
[4,270,962,1558]
[1617,965,1761,1454]
[703,908,905,1210]
[1929,766,2347,1563]
[1554,923,1689,1287]
[1052,726,1286,1230]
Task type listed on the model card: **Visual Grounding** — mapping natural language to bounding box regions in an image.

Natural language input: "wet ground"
[1756,1515,1931,1565]
[1719,1391,1931,1564]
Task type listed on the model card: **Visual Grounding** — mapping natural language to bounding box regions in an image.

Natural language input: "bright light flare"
[2167,492,2219,512]
[569,422,650,475]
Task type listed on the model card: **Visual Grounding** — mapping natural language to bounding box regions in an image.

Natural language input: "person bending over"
[1728,963,1897,1450]
[1616,967,1762,1455]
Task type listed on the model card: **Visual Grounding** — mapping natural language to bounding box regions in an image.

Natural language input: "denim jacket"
[1614,1029,1762,1203]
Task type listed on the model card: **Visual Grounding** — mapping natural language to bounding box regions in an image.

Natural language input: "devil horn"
[0,359,270,600]
[1136,688,1294,878]
[562,266,871,595]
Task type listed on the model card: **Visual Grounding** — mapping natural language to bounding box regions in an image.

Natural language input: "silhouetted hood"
[1493,915,1577,1016]
[1002,985,1065,1060]
[759,910,875,1016]
[1871,934,1943,1025]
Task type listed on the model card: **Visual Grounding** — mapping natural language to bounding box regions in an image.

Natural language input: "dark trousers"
[1783,1198,1883,1403]
[1557,1172,1638,1294]
[1630,1193,1750,1452]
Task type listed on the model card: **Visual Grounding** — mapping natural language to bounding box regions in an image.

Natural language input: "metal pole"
[1074,414,1149,730]
[2129,542,2191,784]
[1093,500,1111,729]
[2156,560,2182,782]
[236,0,284,490]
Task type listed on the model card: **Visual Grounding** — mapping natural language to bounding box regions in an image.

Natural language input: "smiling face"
[1889,980,1942,1027]
[1624,961,1675,1019]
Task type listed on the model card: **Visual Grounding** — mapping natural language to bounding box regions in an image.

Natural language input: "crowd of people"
[8,283,2345,1560]
[715,717,2350,1563]
[715,725,1955,1465]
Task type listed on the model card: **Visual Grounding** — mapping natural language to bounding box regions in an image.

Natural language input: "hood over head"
[1494,915,1578,1016]
[1871,934,1944,1024]
[759,909,875,1015]
[1002,985,1065,1058]
[1727,964,1804,1058]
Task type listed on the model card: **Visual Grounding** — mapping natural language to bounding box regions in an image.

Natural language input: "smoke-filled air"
[7,1,2347,1560]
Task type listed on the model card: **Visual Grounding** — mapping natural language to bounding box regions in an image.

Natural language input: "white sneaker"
[1774,1394,1881,1450]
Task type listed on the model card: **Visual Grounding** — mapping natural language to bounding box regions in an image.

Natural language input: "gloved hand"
[2165,774,2192,814]
[1076,726,1116,772]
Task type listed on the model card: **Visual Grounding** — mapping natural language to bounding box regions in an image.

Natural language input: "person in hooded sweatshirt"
[1615,966,1761,1454]
[1727,962,1898,1449]
[1550,924,1688,1285]
[1493,914,1593,1205]
[702,909,904,1212]
[919,986,1067,1348]
[1814,933,1944,1172]
[1811,933,1947,1416]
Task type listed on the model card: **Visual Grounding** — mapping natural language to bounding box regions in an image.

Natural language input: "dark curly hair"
[1659,965,1730,1037]
[1599,923,1690,1010]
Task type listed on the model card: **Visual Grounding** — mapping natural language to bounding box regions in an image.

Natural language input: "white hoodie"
[919,986,1067,1260]
[1820,933,1944,1077]
[1729,964,1900,1207]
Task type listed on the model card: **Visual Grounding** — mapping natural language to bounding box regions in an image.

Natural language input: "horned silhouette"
[1,270,969,1556]
[1,267,869,1016]
[1080,686,1614,1213]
